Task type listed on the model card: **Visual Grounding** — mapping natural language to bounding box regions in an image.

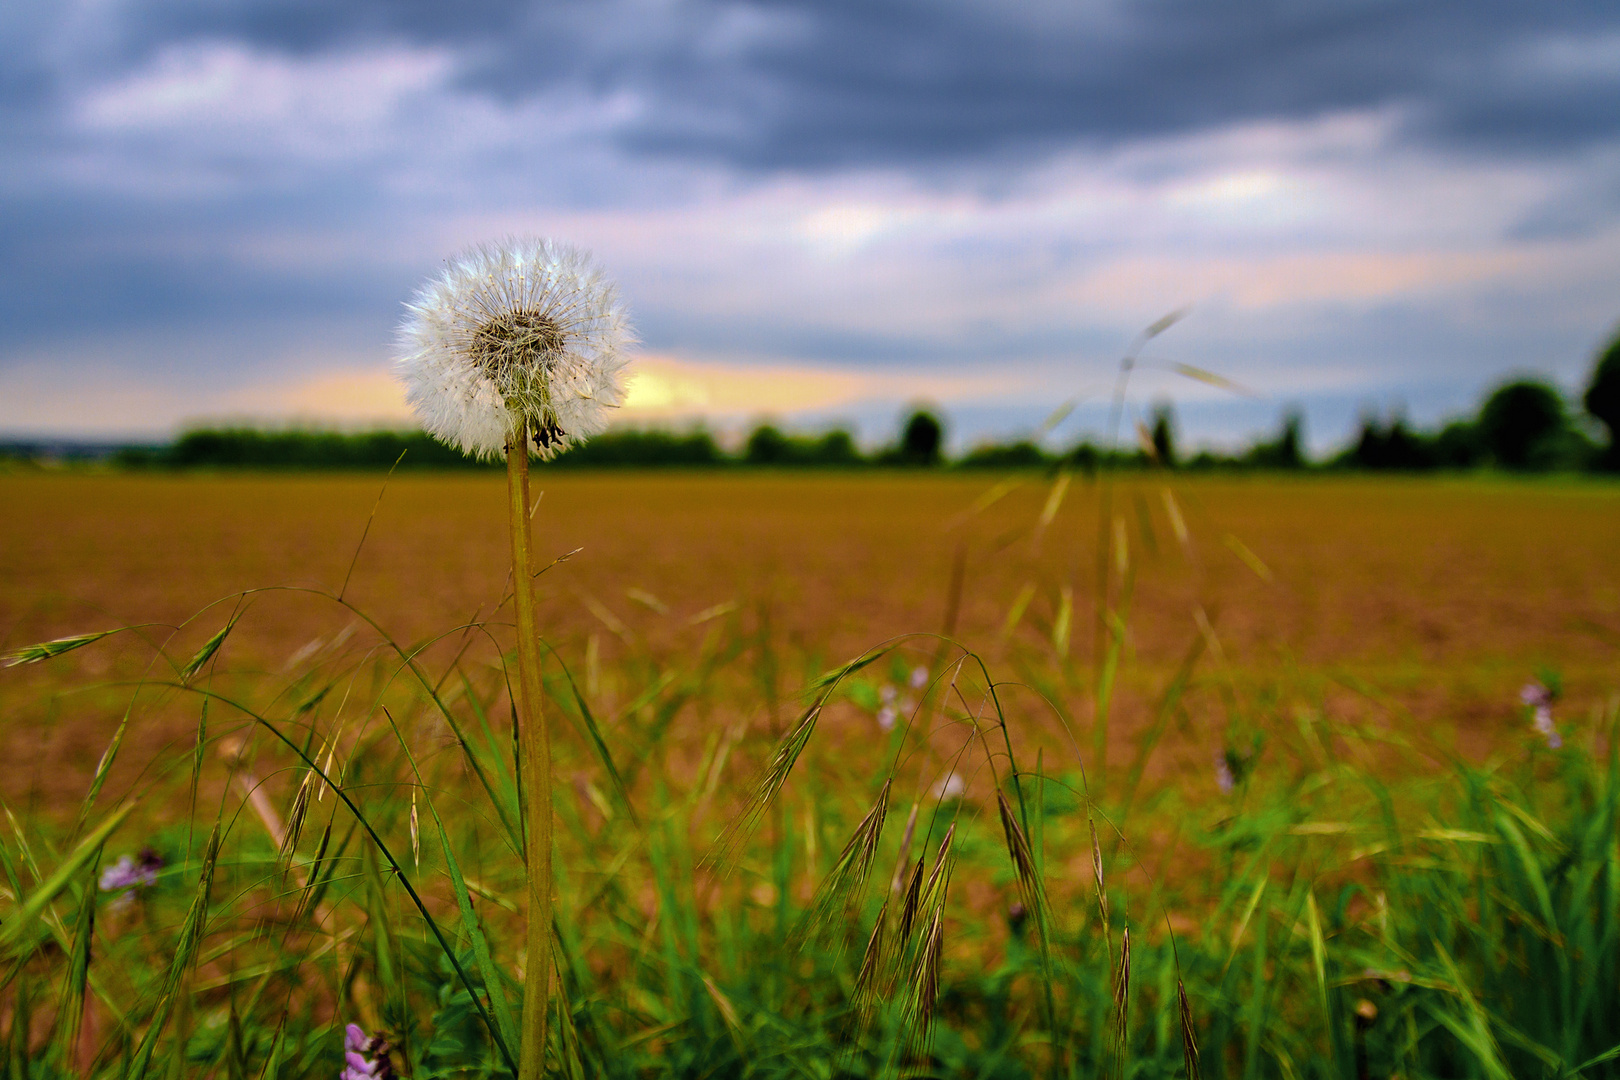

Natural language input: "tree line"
[22,328,1620,474]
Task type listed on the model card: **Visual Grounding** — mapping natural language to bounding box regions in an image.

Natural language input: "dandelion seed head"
[395,237,633,460]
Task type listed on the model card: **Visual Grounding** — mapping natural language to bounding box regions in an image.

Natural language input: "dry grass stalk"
[895,855,926,953]
[708,698,825,868]
[1111,926,1131,1079]
[1178,978,1201,1080]
[1090,816,1114,970]
[851,894,890,1028]
[290,822,334,926]
[888,800,920,894]
[919,823,957,918]
[277,773,311,879]
[908,907,946,1053]
[996,789,1050,947]
[799,778,892,950]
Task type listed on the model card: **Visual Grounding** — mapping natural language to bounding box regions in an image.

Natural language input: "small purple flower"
[99,849,162,893]
[1520,682,1553,709]
[340,1023,395,1080]
[876,705,898,731]
[1532,707,1562,749]
[1214,754,1236,795]
[909,666,929,690]
[1521,682,1562,749]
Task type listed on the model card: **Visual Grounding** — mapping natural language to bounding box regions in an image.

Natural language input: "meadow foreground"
[0,470,1617,1077]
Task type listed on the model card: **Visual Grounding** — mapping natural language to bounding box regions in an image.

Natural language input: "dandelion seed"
[395,237,633,460]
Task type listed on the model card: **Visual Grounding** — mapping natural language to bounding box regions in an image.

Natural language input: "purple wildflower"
[99,849,162,893]
[876,705,898,731]
[909,666,929,690]
[1214,753,1236,795]
[1521,682,1562,749]
[1519,682,1553,709]
[341,1023,396,1080]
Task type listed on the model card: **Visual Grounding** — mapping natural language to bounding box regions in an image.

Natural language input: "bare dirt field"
[3,470,1618,815]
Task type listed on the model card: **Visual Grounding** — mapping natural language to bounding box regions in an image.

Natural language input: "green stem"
[508,418,554,1080]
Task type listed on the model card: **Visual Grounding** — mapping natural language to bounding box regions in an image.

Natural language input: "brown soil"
[2,471,1617,816]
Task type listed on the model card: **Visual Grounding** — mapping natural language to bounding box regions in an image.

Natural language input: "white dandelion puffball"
[395,237,633,460]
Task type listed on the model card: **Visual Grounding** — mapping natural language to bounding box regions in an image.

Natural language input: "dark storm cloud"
[42,0,1620,168]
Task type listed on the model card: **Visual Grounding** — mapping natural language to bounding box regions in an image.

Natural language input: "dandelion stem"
[507,418,554,1080]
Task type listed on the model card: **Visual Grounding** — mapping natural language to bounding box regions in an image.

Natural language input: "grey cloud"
[15,0,1620,169]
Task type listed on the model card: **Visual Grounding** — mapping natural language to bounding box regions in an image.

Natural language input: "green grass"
[1,484,1618,1079]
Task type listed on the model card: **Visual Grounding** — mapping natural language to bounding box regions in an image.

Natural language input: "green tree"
[1478,379,1568,470]
[1584,329,1620,468]
[1148,402,1176,466]
[897,409,943,466]
[1246,408,1305,469]
[745,424,791,465]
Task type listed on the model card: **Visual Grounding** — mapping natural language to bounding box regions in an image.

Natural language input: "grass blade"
[0,800,136,956]
[126,823,220,1080]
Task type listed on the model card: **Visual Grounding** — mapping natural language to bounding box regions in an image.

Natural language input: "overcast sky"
[3,0,1619,451]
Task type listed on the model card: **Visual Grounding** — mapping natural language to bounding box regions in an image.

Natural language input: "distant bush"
[1479,379,1574,470]
[956,440,1051,469]
[1242,409,1305,469]
[166,429,482,469]
[742,425,861,467]
[876,409,944,466]
[549,429,724,468]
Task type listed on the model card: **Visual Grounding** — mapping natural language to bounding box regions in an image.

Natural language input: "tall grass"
[1,472,1617,1078]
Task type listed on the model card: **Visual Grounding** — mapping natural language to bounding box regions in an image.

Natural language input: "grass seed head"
[1111,926,1131,1074]
[996,789,1050,944]
[799,778,891,950]
[1178,979,1201,1080]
